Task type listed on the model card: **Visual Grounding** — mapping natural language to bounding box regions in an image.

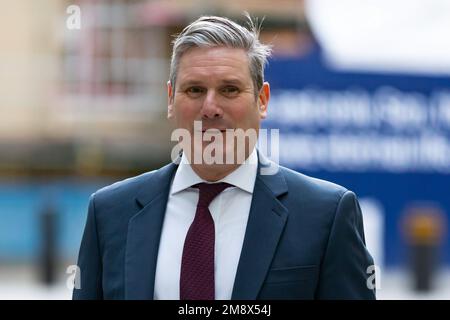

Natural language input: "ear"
[258,82,270,119]
[167,80,174,119]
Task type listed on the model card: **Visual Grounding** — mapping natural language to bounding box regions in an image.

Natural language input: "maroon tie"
[180,182,232,300]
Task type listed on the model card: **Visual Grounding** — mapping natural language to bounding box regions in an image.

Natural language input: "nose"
[201,90,223,119]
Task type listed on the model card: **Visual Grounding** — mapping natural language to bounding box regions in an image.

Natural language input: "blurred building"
[0,0,309,177]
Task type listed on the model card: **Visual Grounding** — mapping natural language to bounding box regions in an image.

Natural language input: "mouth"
[199,128,228,133]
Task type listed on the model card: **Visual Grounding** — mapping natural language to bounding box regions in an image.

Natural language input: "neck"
[182,145,256,182]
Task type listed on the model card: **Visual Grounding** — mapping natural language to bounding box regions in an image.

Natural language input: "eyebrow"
[221,79,245,86]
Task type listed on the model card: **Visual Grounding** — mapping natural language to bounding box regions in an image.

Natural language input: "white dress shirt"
[154,148,258,300]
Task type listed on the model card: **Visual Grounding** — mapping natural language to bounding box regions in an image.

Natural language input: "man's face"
[168,46,270,164]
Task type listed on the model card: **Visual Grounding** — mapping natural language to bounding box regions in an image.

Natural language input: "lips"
[201,128,227,132]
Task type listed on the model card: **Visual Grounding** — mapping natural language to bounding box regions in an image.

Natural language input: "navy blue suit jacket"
[73,156,375,300]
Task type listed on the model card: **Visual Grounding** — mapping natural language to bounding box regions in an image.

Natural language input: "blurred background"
[0,0,449,299]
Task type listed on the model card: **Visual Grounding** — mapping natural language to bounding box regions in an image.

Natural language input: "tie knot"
[194,182,233,208]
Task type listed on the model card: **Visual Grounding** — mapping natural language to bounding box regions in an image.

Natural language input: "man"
[73,15,376,300]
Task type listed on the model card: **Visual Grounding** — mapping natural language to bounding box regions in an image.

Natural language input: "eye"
[186,86,205,97]
[221,86,240,96]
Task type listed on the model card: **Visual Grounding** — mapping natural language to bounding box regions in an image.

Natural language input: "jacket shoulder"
[279,165,348,199]
[93,170,157,202]
[92,162,176,207]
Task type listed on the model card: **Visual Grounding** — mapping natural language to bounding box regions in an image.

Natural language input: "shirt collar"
[170,148,258,195]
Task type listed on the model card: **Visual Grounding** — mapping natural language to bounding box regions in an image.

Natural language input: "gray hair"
[169,14,272,99]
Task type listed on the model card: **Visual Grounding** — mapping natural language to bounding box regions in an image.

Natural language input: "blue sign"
[264,45,450,267]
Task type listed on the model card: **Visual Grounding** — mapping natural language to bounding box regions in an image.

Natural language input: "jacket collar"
[126,151,288,299]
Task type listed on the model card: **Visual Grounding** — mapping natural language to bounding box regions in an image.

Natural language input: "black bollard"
[402,205,445,292]
[411,243,436,291]
[39,203,58,286]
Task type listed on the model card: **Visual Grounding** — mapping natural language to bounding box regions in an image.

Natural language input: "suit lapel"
[125,163,177,300]
[231,155,288,299]
[124,153,288,300]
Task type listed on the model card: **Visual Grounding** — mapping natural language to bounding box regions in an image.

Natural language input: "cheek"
[174,101,199,125]
[229,102,260,127]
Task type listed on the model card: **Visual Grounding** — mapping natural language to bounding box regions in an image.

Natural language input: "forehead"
[177,46,251,84]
